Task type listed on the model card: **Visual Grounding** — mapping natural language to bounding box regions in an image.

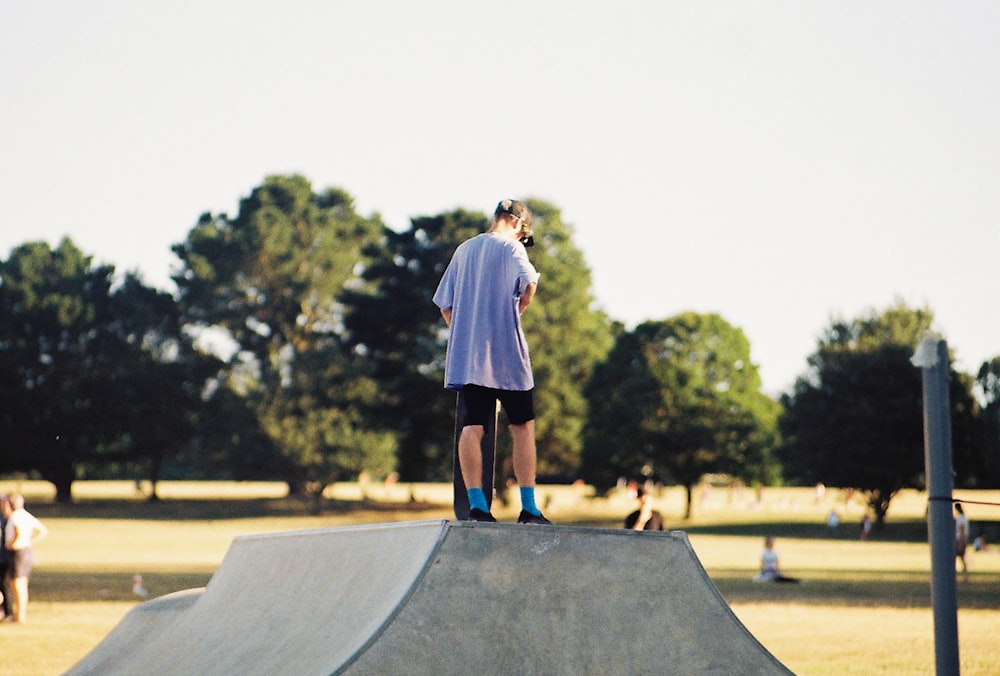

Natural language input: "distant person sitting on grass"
[624,487,664,531]
[752,536,800,584]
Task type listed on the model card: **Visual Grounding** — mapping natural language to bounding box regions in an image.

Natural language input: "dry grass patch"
[1,481,997,675]
[732,603,999,676]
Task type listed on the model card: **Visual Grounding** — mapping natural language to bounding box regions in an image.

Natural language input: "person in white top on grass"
[3,493,48,623]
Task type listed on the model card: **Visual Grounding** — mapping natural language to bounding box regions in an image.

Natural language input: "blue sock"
[468,488,489,513]
[520,487,540,515]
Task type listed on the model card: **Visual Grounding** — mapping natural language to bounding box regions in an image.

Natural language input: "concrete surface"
[67,520,791,675]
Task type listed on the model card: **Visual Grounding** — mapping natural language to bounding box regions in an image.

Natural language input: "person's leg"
[510,420,537,489]
[511,421,548,521]
[502,389,537,493]
[10,549,32,622]
[458,424,486,492]
[500,389,549,523]
[12,576,27,622]
[0,564,9,618]
[457,386,497,516]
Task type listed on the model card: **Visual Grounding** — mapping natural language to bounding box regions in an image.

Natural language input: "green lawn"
[1,481,998,675]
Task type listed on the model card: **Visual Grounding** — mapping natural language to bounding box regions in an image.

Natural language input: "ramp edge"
[332,520,454,674]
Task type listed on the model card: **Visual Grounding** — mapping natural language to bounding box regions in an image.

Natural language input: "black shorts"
[10,548,33,578]
[461,385,535,426]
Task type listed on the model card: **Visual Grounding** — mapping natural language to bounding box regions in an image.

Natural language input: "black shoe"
[469,508,497,522]
[517,510,552,525]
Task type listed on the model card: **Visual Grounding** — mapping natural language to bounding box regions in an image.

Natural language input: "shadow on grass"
[682,519,933,543]
[711,569,1000,610]
[33,569,214,603]
[29,496,449,521]
[572,517,1000,545]
[35,564,1000,612]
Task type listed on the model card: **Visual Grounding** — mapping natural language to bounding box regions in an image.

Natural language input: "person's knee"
[509,421,535,443]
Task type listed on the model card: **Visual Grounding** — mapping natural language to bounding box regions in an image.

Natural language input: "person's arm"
[32,518,48,546]
[631,502,653,530]
[440,308,452,327]
[518,282,537,315]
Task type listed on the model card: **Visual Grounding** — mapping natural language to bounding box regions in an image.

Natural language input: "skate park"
[67,519,792,675]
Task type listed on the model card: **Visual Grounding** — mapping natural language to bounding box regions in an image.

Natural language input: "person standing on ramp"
[433,199,551,524]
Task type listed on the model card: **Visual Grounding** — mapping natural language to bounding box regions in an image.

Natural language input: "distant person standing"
[3,493,48,623]
[825,509,840,536]
[860,513,873,541]
[0,495,11,620]
[955,502,969,582]
[433,199,550,525]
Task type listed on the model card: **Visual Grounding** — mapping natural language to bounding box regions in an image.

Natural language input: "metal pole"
[913,336,959,675]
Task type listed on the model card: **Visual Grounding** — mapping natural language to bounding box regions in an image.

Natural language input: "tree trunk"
[286,480,307,497]
[868,489,893,528]
[310,483,328,515]
[53,477,74,504]
[148,455,162,502]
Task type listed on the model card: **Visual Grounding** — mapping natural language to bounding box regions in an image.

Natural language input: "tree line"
[2,175,998,520]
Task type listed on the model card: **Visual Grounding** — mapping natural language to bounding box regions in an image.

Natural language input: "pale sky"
[2,1,998,395]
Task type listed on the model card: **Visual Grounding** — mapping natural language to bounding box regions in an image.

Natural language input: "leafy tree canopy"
[974,357,1000,486]
[343,208,488,481]
[172,175,396,496]
[516,199,615,479]
[0,239,208,501]
[581,312,780,517]
[778,301,978,523]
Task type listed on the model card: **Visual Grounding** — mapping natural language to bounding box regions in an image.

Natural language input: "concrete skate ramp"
[68,520,791,675]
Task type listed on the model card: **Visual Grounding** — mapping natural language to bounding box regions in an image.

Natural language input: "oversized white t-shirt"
[433,232,540,391]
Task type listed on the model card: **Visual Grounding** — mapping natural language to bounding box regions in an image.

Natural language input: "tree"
[975,357,1000,487]
[581,313,780,518]
[0,239,205,502]
[344,209,486,481]
[778,302,977,524]
[104,275,222,497]
[172,175,395,497]
[516,200,615,479]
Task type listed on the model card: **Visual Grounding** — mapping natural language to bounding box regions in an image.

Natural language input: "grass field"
[1,480,998,675]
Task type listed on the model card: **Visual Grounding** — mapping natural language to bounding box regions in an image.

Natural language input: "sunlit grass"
[0,601,133,675]
[731,604,1000,676]
[1,481,997,675]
